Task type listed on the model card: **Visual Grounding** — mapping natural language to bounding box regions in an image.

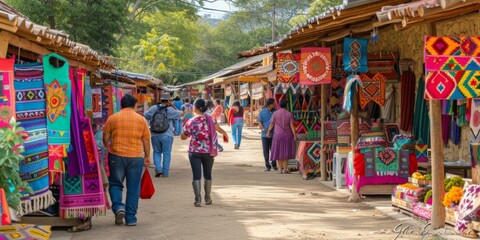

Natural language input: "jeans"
[108,153,143,225]
[216,140,223,151]
[189,152,214,181]
[231,118,244,147]
[261,137,276,170]
[151,135,174,176]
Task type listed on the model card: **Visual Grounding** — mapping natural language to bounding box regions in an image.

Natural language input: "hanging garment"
[470,98,480,142]
[382,83,396,123]
[400,70,416,132]
[0,58,15,114]
[413,77,430,146]
[14,63,55,216]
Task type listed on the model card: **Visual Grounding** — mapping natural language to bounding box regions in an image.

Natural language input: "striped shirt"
[104,108,151,158]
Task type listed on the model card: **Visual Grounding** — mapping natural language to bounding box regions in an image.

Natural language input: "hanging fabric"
[400,70,416,132]
[413,77,431,146]
[382,83,396,123]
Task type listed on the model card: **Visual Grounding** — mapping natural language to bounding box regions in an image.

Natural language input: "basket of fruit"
[409,172,432,186]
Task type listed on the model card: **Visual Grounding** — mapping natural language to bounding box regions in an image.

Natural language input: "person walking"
[144,92,182,178]
[267,99,297,174]
[257,98,277,172]
[173,96,183,110]
[228,101,244,149]
[181,98,194,125]
[103,94,151,226]
[181,99,228,207]
[211,99,223,123]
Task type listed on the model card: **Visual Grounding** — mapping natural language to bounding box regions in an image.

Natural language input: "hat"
[160,92,172,101]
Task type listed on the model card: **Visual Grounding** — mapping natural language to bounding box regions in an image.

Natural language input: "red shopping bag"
[140,169,155,199]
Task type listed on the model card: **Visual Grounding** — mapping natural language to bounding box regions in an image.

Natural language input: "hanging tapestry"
[364,149,376,177]
[359,73,386,109]
[307,142,322,164]
[413,77,431,145]
[276,53,300,83]
[398,150,410,178]
[240,83,249,100]
[91,87,102,120]
[0,58,14,117]
[43,54,71,147]
[343,38,368,73]
[101,85,113,123]
[375,147,399,176]
[470,98,480,142]
[400,71,416,132]
[251,83,264,100]
[416,141,428,163]
[343,74,362,113]
[225,86,232,96]
[330,72,347,113]
[300,48,331,85]
[0,224,51,240]
[424,36,480,100]
[14,63,55,216]
[84,75,93,116]
[385,124,400,142]
[367,52,399,81]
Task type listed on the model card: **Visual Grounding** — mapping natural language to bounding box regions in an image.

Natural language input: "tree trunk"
[46,0,56,29]
[348,89,361,202]
[430,99,445,228]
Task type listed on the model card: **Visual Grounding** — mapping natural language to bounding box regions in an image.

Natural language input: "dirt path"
[52,126,406,240]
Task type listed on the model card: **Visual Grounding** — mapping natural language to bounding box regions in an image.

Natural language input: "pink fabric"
[183,115,215,154]
[270,108,294,135]
[211,105,223,121]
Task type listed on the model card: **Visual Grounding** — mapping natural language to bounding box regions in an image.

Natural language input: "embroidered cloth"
[471,98,480,142]
[0,58,14,115]
[343,38,368,73]
[300,48,331,85]
[276,53,300,83]
[359,73,386,109]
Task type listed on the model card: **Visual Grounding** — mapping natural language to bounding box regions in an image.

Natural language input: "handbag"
[140,168,155,199]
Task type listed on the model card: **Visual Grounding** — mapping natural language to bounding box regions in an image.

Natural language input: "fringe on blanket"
[18,191,56,217]
[60,206,107,219]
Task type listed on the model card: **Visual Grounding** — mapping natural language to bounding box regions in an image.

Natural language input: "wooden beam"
[320,84,327,181]
[0,31,9,58]
[441,0,467,9]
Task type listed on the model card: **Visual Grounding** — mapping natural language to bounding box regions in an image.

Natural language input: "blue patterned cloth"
[343,37,368,73]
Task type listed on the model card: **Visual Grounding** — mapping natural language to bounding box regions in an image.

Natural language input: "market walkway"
[52,125,406,240]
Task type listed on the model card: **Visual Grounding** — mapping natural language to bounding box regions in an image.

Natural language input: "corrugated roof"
[178,53,272,87]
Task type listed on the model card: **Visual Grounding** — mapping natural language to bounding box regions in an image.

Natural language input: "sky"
[199,0,236,19]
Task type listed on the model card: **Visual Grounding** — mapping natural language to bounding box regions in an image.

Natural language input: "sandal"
[67,220,92,232]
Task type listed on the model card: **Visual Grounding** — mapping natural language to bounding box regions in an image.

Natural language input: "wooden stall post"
[320,84,327,181]
[348,89,361,202]
[250,84,254,127]
[430,99,445,228]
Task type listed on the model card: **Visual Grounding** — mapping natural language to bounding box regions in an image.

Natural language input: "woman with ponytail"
[181,99,228,207]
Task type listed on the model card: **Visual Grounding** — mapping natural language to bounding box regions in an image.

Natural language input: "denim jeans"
[108,153,143,225]
[231,118,244,147]
[261,137,276,170]
[189,152,214,181]
[151,135,174,176]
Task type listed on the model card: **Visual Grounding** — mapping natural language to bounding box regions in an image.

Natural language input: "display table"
[417,162,471,178]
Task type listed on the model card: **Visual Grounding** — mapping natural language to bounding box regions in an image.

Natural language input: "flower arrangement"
[443,186,463,207]
[0,114,32,211]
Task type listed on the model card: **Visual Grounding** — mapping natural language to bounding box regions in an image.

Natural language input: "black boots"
[204,180,212,205]
[192,180,202,207]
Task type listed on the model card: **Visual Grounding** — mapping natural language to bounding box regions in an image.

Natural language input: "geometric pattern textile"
[307,142,322,164]
[416,141,429,163]
[0,224,51,240]
[276,53,300,83]
[0,58,15,115]
[359,73,386,109]
[343,38,368,73]
[44,80,69,123]
[330,71,347,113]
[375,147,399,176]
[424,36,480,100]
[471,98,480,142]
[300,48,332,85]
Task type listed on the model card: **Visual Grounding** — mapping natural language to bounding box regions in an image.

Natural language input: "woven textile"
[276,53,300,83]
[84,76,93,112]
[0,224,51,240]
[0,58,15,116]
[343,38,368,73]
[385,124,400,142]
[240,83,249,100]
[330,71,347,113]
[424,36,480,100]
[359,73,386,109]
[343,74,362,112]
[14,63,55,216]
[416,142,428,164]
[43,53,71,145]
[364,150,375,177]
[470,98,480,142]
[457,184,480,221]
[413,77,430,145]
[367,53,399,81]
[307,142,322,164]
[375,147,399,176]
[400,71,416,132]
[101,85,113,123]
[300,48,331,85]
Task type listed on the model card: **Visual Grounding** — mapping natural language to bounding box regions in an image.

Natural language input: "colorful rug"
[91,87,102,120]
[359,73,386,109]
[416,141,428,162]
[424,36,480,100]
[43,53,71,145]
[84,75,93,113]
[330,71,347,113]
[367,52,399,81]
[0,58,15,115]
[375,147,399,176]
[0,224,51,240]
[364,149,376,177]
[470,98,480,142]
[343,38,368,73]
[101,86,113,123]
[307,142,322,164]
[385,124,400,142]
[300,48,332,85]
[276,53,300,83]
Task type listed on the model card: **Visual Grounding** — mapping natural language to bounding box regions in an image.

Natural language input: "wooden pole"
[320,84,327,181]
[430,99,445,228]
[349,89,361,202]
[250,84,254,127]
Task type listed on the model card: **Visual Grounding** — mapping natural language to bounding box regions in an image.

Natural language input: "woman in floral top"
[181,99,228,207]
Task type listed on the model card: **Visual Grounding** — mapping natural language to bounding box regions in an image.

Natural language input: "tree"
[289,0,346,26]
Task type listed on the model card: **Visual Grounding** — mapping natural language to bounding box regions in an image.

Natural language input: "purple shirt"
[270,108,294,135]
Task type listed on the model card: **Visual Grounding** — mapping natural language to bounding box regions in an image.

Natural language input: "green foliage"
[0,118,32,210]
[290,0,346,26]
[444,176,465,192]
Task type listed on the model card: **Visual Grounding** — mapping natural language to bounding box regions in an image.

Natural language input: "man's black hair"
[121,94,137,109]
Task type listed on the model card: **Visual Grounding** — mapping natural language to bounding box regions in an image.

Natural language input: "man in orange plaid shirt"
[103,94,151,227]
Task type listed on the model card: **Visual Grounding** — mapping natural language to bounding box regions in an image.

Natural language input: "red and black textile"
[353,150,417,177]
[400,70,416,132]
